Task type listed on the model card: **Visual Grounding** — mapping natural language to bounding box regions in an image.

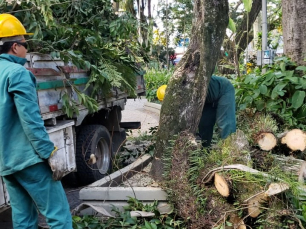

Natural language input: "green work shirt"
[0,54,54,176]
[206,75,234,104]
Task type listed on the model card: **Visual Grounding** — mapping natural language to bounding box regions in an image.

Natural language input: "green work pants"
[198,83,236,147]
[3,162,72,229]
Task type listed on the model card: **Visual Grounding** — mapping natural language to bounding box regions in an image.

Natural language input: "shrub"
[144,68,173,102]
[233,56,306,128]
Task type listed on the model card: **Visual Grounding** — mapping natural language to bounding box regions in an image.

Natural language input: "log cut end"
[230,214,247,229]
[214,173,231,197]
[281,129,306,151]
[247,193,268,218]
[264,183,289,196]
[257,133,277,151]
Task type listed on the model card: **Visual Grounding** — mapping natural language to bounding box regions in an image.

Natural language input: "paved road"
[122,98,160,135]
[0,98,160,228]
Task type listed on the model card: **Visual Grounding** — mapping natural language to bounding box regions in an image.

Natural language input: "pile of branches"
[0,0,148,98]
[162,112,306,229]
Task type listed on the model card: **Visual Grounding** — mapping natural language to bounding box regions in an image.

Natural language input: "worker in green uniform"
[0,14,72,229]
[157,75,236,147]
[198,75,236,147]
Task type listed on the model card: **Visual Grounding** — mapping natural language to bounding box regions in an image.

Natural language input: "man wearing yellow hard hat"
[0,14,72,228]
[157,75,236,147]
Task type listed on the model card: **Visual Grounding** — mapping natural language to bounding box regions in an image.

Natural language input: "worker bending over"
[157,75,236,147]
[198,75,236,147]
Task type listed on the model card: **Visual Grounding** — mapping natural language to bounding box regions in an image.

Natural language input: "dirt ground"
[0,98,160,228]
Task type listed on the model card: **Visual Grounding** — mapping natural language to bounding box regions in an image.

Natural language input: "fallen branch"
[272,155,306,183]
[202,164,266,184]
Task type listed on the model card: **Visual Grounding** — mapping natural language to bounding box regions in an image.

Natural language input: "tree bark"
[235,0,262,58]
[151,0,229,180]
[219,0,261,75]
[147,0,152,19]
[282,0,306,65]
[112,2,119,13]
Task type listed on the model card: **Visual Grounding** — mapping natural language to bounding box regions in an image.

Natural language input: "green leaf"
[271,83,287,99]
[255,100,265,111]
[228,17,236,33]
[259,85,268,95]
[292,91,305,109]
[286,76,300,84]
[243,0,252,12]
[266,100,282,110]
[252,89,260,99]
[285,70,294,78]
[295,104,306,119]
[262,72,275,86]
[280,62,286,72]
[239,103,247,110]
[244,74,254,84]
[145,220,153,229]
[296,66,306,72]
[244,96,253,104]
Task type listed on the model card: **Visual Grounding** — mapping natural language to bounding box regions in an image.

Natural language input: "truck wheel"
[76,125,112,185]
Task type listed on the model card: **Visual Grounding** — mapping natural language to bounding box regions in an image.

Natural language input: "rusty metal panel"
[46,120,77,175]
[27,68,60,76]
[57,66,87,74]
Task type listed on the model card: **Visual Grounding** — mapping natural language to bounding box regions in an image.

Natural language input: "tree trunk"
[219,0,261,75]
[112,1,119,13]
[235,0,262,58]
[151,0,229,180]
[125,0,136,16]
[147,0,151,19]
[282,0,306,65]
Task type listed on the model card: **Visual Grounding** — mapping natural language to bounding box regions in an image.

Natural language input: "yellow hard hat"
[0,14,33,38]
[157,85,167,102]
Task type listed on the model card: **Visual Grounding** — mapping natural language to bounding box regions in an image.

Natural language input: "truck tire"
[76,125,112,185]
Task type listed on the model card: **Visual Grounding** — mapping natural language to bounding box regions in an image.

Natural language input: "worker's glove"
[48,146,66,181]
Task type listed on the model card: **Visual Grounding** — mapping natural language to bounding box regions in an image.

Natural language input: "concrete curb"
[77,154,169,217]
[76,201,171,217]
[80,187,167,201]
[80,153,168,202]
[143,101,161,114]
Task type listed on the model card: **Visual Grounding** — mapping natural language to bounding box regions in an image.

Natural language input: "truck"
[0,53,146,213]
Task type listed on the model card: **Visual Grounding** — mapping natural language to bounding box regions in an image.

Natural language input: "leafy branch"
[0,0,148,117]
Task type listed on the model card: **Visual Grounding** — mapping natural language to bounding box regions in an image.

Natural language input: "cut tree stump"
[245,192,268,218]
[243,183,289,218]
[229,214,246,229]
[264,182,289,196]
[257,132,277,151]
[214,173,231,197]
[280,129,306,152]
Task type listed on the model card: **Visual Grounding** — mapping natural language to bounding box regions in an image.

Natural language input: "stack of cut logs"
[257,129,306,182]
[202,129,306,228]
[258,129,306,152]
